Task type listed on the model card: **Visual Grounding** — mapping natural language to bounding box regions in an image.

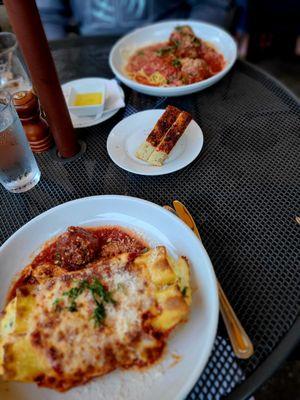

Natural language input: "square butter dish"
[67,82,105,118]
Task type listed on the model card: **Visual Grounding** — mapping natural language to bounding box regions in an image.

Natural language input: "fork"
[164,201,254,359]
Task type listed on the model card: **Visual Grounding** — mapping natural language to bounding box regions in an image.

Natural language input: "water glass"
[0,90,41,193]
[0,32,31,94]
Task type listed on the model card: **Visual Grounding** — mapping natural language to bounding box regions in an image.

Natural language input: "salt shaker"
[12,90,53,153]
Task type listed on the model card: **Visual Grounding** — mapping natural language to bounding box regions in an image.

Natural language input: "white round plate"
[0,195,218,400]
[62,78,125,128]
[107,109,204,175]
[109,20,237,97]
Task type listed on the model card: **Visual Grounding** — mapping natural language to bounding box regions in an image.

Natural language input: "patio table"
[0,35,299,399]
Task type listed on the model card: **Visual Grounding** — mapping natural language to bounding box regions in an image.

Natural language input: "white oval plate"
[62,78,125,128]
[0,195,218,400]
[109,20,237,97]
[107,109,204,175]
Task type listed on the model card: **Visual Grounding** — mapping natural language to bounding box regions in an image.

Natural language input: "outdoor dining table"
[0,35,299,400]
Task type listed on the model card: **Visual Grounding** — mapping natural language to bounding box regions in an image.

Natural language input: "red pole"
[3,0,79,158]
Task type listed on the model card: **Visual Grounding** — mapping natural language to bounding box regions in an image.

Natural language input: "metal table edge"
[226,315,300,400]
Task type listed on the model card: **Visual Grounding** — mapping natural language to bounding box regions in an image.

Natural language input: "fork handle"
[166,202,254,359]
[218,282,254,359]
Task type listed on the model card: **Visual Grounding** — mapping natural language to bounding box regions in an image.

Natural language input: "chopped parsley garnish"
[175,26,183,31]
[172,58,181,68]
[68,300,78,312]
[172,39,180,48]
[181,287,188,297]
[156,46,174,56]
[89,278,116,306]
[137,50,145,56]
[52,297,63,312]
[192,37,201,47]
[59,278,116,326]
[63,280,89,300]
[92,302,106,326]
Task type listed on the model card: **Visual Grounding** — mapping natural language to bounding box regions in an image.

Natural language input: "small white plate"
[107,109,204,175]
[62,78,125,128]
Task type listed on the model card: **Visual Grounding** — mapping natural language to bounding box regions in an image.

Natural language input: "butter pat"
[73,92,103,106]
[67,83,105,118]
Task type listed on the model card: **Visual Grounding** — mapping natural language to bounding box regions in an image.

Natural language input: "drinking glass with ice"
[0,90,40,193]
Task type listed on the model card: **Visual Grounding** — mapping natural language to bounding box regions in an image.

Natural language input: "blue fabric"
[36,0,238,40]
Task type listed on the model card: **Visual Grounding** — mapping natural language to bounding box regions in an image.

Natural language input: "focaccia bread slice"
[136,105,181,161]
[148,111,192,166]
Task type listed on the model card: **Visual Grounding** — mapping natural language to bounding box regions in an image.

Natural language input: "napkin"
[103,79,125,114]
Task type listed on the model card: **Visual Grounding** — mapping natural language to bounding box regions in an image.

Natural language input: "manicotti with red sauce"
[0,225,192,391]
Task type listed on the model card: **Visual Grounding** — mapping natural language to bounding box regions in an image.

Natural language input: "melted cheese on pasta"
[0,247,191,391]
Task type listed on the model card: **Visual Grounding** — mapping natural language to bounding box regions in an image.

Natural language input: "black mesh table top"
[1,36,299,399]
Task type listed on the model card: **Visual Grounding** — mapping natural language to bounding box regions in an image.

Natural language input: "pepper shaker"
[12,90,53,153]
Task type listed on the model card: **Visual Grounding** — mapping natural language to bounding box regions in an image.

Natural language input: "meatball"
[181,58,210,84]
[169,25,202,59]
[55,226,99,270]
[169,25,195,45]
[199,43,225,74]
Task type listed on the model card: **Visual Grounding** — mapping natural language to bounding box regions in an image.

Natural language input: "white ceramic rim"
[0,195,219,400]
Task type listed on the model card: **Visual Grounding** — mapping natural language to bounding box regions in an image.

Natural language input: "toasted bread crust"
[148,111,192,166]
[136,105,181,161]
[146,105,181,147]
